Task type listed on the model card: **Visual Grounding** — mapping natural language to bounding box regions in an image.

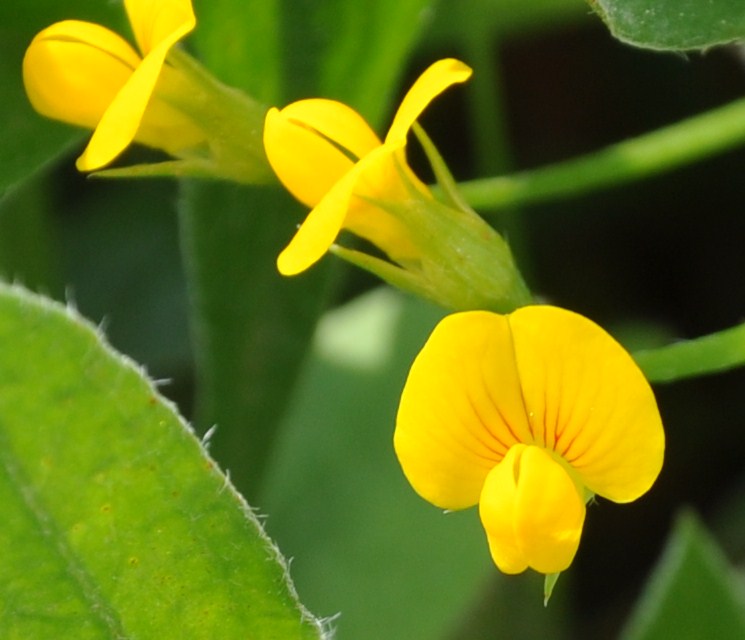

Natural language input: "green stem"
[461,21,512,175]
[457,96,745,211]
[633,322,745,384]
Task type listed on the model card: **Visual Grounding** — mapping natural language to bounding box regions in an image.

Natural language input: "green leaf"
[0,283,323,639]
[588,0,745,50]
[310,0,434,123]
[621,512,745,640]
[261,288,491,639]
[191,0,282,102]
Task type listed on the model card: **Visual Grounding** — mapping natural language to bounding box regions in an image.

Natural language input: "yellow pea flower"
[394,306,664,577]
[263,59,531,312]
[23,0,202,171]
[23,0,271,183]
[264,58,470,276]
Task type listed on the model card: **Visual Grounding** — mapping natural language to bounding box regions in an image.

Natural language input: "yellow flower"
[263,58,472,277]
[23,0,203,171]
[394,306,664,575]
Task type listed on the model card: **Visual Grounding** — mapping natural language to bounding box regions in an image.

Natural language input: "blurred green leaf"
[179,0,440,503]
[311,0,435,123]
[426,0,588,46]
[0,173,61,294]
[621,512,745,640]
[179,182,333,499]
[261,289,570,639]
[191,0,282,102]
[588,0,745,50]
[0,283,323,638]
[56,175,192,378]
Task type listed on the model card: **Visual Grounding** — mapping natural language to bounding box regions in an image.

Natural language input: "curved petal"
[480,445,586,575]
[125,0,195,55]
[23,20,140,130]
[131,93,206,155]
[77,8,194,171]
[509,306,665,503]
[385,59,472,146]
[394,311,533,510]
[264,104,361,208]
[276,149,372,275]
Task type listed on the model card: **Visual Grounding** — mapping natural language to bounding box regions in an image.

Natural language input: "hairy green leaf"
[0,283,324,639]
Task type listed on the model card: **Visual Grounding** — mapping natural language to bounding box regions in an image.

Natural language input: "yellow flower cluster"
[23,0,665,583]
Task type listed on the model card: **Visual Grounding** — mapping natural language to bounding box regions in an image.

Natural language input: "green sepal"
[330,244,440,306]
[412,122,471,213]
[544,572,560,606]
[141,47,275,185]
[91,160,221,181]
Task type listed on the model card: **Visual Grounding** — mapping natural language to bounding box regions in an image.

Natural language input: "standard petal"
[481,445,585,575]
[23,20,140,130]
[125,0,195,55]
[77,10,194,171]
[509,306,665,503]
[264,104,360,208]
[394,311,533,510]
[280,99,382,161]
[385,59,472,146]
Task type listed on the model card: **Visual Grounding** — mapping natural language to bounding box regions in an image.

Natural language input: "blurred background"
[3,0,745,638]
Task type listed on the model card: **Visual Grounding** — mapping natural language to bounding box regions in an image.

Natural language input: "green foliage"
[180,0,441,504]
[589,0,745,50]
[6,0,745,637]
[622,513,745,640]
[0,283,323,639]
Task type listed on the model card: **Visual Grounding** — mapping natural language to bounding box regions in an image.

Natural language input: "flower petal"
[281,99,382,161]
[480,445,586,575]
[343,146,421,263]
[125,0,196,55]
[264,102,370,208]
[394,311,533,510]
[276,148,373,275]
[385,59,472,146]
[23,20,140,130]
[77,2,195,170]
[508,306,665,503]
